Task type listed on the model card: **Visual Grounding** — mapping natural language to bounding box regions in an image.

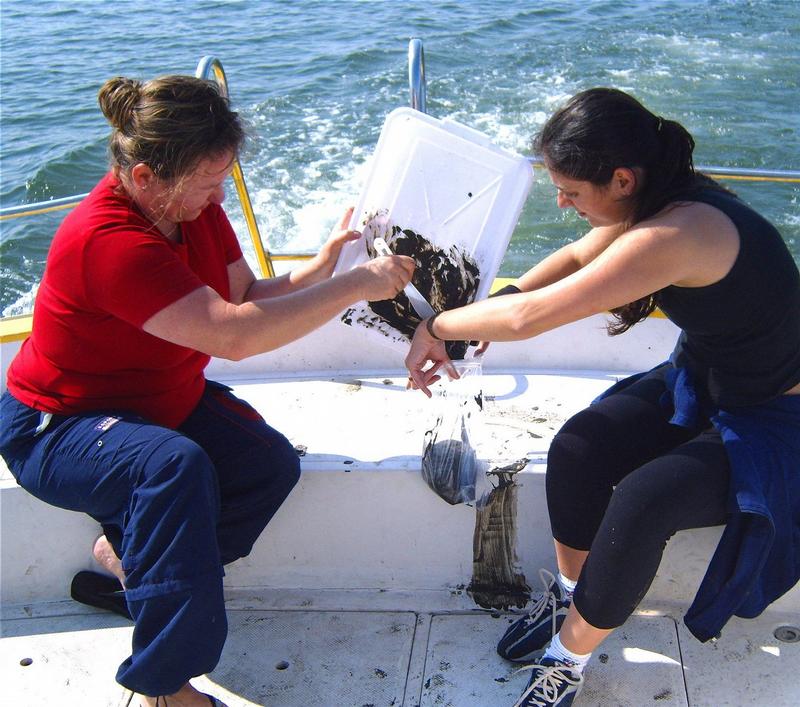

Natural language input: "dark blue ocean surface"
[1,0,798,314]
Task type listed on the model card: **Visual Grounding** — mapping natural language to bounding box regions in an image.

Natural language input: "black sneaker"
[497,569,570,662]
[512,656,584,707]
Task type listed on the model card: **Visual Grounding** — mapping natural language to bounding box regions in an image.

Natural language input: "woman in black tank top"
[403,88,800,707]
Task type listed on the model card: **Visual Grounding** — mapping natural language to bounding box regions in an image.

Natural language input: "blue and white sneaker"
[497,569,570,662]
[512,657,584,707]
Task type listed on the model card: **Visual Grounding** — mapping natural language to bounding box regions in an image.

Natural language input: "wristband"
[489,283,522,298]
[425,313,442,340]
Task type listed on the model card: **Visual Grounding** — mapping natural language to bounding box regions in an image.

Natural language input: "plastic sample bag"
[421,360,483,504]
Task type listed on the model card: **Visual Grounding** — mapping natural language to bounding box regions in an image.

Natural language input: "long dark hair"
[533,87,725,334]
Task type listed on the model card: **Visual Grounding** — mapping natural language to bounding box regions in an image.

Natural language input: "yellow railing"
[195,56,276,278]
[0,58,280,278]
[0,314,34,344]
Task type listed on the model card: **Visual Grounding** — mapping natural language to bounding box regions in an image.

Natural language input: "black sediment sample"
[344,217,481,359]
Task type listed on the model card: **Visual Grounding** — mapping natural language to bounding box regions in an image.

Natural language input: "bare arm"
[472,225,625,353]
[407,202,739,394]
[514,224,626,292]
[143,255,414,361]
[227,207,362,303]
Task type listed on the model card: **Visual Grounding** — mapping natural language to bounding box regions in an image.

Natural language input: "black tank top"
[657,188,800,407]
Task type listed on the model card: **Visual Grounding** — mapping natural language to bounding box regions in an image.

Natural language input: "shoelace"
[511,662,583,707]
[522,569,562,638]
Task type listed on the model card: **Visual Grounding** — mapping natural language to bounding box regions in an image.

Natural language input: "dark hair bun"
[98,77,142,130]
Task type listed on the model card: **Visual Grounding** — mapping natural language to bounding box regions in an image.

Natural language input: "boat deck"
[4,588,798,706]
[2,352,799,706]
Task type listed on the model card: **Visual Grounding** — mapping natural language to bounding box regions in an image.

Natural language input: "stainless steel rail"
[525,157,800,182]
[692,166,800,183]
[408,40,800,184]
[408,38,427,113]
[0,193,90,220]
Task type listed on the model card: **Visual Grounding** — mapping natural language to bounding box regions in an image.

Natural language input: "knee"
[546,410,608,485]
[276,436,301,487]
[139,435,218,509]
[236,433,300,501]
[265,437,301,501]
[606,472,673,536]
[263,434,301,485]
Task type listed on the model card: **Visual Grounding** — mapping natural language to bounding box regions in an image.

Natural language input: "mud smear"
[341,211,480,359]
[468,460,531,610]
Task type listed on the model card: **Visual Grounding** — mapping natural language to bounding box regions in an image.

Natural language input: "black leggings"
[546,365,730,629]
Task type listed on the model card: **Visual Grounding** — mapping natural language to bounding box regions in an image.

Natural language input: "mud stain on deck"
[468,460,531,610]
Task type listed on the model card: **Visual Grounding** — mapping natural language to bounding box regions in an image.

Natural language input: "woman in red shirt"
[0,74,413,707]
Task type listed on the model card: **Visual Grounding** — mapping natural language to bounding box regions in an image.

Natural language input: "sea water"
[1,0,798,315]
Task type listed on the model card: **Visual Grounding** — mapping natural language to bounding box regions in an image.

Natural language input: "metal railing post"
[408,39,427,114]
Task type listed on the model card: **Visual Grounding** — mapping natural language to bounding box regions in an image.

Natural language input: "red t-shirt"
[7,173,243,428]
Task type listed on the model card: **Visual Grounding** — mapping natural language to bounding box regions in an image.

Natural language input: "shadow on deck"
[3,593,799,706]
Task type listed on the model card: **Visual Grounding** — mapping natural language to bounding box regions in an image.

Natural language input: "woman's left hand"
[312,206,362,280]
[405,320,458,397]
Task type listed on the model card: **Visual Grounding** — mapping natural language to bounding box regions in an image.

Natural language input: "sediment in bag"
[421,417,477,505]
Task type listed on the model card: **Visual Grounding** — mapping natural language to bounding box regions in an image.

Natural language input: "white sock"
[542,632,591,672]
[557,572,577,601]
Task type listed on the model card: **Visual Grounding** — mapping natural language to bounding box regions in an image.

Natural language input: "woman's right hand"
[353,254,416,301]
[405,318,458,397]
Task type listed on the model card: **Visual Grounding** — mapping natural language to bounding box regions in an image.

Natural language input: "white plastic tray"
[334,107,534,353]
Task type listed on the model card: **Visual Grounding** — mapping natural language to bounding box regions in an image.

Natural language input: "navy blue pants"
[0,381,300,695]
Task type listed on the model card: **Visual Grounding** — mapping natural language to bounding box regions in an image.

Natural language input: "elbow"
[208,306,263,361]
[214,332,283,361]
[205,344,245,362]
[208,332,253,362]
[220,336,266,362]
[220,347,248,362]
[505,303,550,340]
[203,302,290,360]
[506,312,536,340]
